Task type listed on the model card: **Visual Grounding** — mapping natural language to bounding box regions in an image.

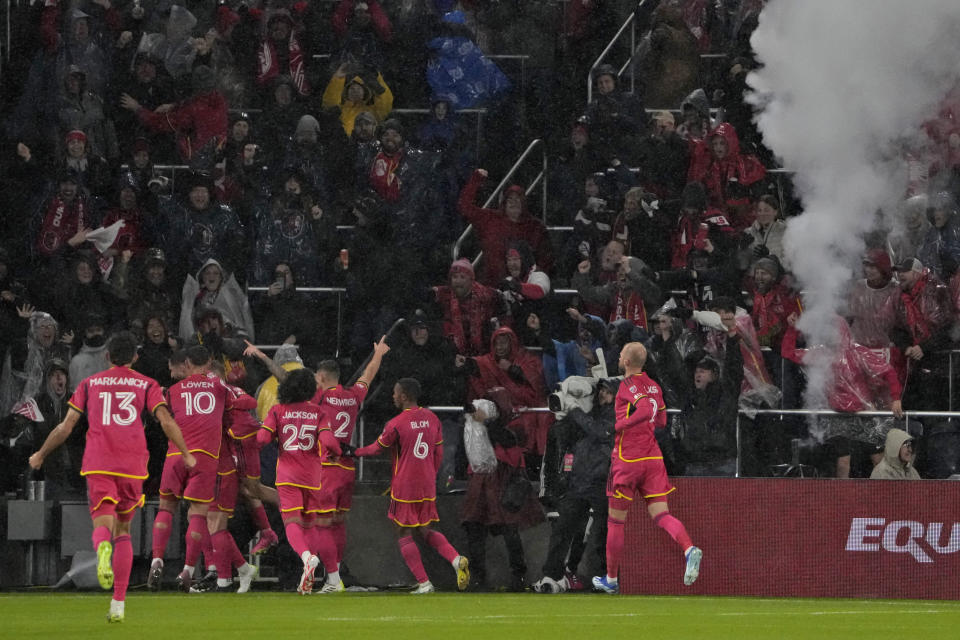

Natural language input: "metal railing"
[586,5,639,105]
[452,138,548,267]
[357,404,960,482]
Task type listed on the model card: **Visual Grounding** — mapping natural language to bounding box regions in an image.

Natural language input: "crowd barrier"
[621,477,960,599]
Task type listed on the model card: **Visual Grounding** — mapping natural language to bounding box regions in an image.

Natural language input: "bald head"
[619,342,648,374]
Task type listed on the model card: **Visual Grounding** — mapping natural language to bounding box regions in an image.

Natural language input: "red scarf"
[257,33,309,95]
[901,271,933,345]
[37,196,87,256]
[369,150,403,202]
[611,290,647,330]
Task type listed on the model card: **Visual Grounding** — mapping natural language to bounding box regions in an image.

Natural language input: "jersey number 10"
[179,391,216,416]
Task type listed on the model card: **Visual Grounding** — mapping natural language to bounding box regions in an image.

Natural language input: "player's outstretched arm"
[357,335,391,388]
[155,405,196,468]
[243,340,290,382]
[28,408,81,469]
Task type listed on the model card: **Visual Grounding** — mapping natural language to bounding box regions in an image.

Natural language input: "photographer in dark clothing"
[536,377,616,592]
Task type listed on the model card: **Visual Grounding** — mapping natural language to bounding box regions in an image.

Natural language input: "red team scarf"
[900,271,933,345]
[39,196,87,255]
[257,34,310,95]
[611,290,647,330]
[369,151,403,203]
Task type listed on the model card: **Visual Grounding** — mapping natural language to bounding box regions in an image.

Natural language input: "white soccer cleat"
[298,555,319,595]
[683,546,703,586]
[107,599,124,623]
[316,580,345,594]
[411,581,435,594]
[236,563,258,593]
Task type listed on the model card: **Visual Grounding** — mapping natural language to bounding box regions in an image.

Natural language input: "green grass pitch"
[3,591,959,639]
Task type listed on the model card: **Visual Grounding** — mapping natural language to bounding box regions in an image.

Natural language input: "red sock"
[202,525,215,570]
[423,529,458,563]
[605,517,625,580]
[284,522,310,558]
[653,512,693,552]
[313,526,338,575]
[305,525,321,554]
[185,514,206,567]
[92,525,112,552]
[111,534,133,601]
[228,534,246,568]
[151,510,174,560]
[251,504,271,532]
[332,522,347,563]
[398,535,428,584]
[212,530,234,579]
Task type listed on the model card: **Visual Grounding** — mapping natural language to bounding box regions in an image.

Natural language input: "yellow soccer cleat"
[96,541,114,590]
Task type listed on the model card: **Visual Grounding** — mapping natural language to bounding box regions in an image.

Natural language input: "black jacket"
[675,334,743,466]
[541,401,615,507]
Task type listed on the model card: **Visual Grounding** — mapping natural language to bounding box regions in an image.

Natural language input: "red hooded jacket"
[468,327,552,455]
[687,122,766,229]
[458,170,554,285]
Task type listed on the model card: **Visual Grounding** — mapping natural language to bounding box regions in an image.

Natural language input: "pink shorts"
[317,465,356,513]
[216,469,239,513]
[278,484,325,517]
[606,458,675,511]
[86,474,144,521]
[159,454,218,503]
[388,498,439,528]
[231,436,262,479]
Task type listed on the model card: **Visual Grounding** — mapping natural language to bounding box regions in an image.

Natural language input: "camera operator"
[536,377,616,592]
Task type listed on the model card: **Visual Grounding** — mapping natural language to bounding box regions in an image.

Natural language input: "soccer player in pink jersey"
[192,372,262,593]
[258,368,344,594]
[352,378,470,594]
[147,345,242,592]
[29,331,195,622]
[592,342,702,594]
[313,336,390,566]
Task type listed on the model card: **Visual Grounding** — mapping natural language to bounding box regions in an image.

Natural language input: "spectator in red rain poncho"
[748,257,801,351]
[687,122,766,231]
[846,249,905,384]
[458,168,554,285]
[891,258,953,411]
[467,327,551,464]
[781,313,904,478]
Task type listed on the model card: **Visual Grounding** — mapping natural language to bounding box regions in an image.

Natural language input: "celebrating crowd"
[3,0,960,608]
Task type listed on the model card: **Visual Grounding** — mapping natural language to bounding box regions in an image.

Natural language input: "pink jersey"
[613,372,667,463]
[375,407,443,502]
[166,372,236,459]
[263,401,332,489]
[224,384,260,440]
[70,366,167,479]
[312,383,367,444]
[313,383,367,469]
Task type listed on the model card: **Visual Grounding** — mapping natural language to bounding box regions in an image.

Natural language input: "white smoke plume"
[748,0,960,410]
